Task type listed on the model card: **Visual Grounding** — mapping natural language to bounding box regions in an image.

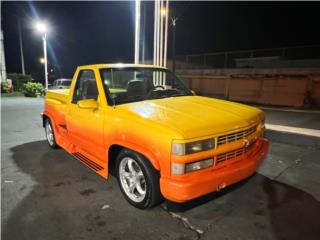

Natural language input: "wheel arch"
[107,143,161,175]
[42,113,49,128]
[41,112,56,128]
[41,112,60,137]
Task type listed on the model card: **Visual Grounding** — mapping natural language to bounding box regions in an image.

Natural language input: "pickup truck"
[49,78,72,90]
[42,64,269,209]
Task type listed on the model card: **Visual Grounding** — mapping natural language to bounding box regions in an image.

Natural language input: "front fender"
[108,140,161,171]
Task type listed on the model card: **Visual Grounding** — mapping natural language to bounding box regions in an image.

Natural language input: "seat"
[126,80,148,97]
[83,79,98,100]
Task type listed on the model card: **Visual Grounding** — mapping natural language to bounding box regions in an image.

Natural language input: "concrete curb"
[265,124,320,148]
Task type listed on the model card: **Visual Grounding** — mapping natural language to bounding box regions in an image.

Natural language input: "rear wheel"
[116,149,163,209]
[45,118,60,149]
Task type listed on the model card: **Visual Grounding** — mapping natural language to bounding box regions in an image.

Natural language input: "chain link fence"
[175,45,320,69]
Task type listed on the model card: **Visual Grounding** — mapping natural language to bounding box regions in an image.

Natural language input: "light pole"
[153,0,169,68]
[34,21,48,90]
[18,20,25,75]
[134,0,141,64]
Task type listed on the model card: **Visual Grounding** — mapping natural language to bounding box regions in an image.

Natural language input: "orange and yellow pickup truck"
[42,64,269,209]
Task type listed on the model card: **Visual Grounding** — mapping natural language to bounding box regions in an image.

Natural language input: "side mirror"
[77,99,98,109]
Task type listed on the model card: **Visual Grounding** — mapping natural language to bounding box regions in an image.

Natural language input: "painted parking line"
[266,123,320,137]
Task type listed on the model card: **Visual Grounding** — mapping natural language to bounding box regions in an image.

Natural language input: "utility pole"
[0,30,7,82]
[43,34,48,89]
[18,20,25,75]
[171,17,178,73]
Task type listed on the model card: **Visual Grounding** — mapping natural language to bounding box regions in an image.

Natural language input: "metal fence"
[175,45,320,69]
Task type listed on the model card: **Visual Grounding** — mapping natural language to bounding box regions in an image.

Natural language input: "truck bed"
[44,89,70,137]
[46,89,70,104]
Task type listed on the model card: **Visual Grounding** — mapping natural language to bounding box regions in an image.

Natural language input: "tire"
[115,149,163,209]
[44,118,60,149]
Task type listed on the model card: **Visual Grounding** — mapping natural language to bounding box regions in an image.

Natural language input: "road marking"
[101,205,110,210]
[4,180,14,183]
[266,124,320,137]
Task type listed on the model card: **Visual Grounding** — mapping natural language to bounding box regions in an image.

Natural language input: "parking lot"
[1,97,320,240]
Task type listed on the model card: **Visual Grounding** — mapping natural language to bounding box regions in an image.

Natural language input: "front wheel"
[44,118,60,149]
[116,149,163,209]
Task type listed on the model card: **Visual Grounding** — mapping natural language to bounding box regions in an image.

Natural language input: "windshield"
[100,67,192,105]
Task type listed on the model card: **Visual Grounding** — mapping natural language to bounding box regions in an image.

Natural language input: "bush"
[22,82,44,97]
[7,73,33,91]
[1,81,11,93]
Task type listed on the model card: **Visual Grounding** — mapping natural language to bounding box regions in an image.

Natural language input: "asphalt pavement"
[1,97,320,240]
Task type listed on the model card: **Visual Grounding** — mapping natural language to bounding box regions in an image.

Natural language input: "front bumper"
[160,138,269,202]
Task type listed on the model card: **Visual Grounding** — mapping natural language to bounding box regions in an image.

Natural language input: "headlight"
[171,158,214,175]
[172,139,215,156]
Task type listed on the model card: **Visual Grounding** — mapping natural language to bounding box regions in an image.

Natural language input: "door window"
[72,70,99,103]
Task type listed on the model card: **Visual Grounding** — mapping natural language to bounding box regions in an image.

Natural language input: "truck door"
[66,69,105,162]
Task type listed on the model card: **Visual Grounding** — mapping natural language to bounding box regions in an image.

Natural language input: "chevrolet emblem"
[243,139,252,148]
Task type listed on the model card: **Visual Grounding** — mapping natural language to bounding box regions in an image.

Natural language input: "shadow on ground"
[2,140,320,240]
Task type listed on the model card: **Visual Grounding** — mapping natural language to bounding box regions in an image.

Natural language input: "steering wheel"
[146,85,165,99]
[153,85,165,90]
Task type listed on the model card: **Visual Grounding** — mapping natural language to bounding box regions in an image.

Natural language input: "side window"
[72,70,99,104]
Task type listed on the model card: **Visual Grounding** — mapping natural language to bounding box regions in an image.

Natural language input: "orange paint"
[43,64,269,202]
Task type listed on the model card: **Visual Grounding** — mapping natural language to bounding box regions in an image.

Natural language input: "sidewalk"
[263,107,320,130]
[259,106,320,147]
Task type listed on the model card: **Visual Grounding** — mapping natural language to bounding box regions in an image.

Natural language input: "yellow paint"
[43,64,268,203]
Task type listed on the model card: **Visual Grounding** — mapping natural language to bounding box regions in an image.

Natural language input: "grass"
[1,91,24,97]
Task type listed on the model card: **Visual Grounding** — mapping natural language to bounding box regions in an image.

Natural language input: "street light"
[39,57,45,64]
[34,21,48,90]
[35,22,47,34]
[161,8,166,16]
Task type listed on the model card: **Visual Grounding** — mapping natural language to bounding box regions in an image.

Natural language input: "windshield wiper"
[114,95,144,104]
[147,90,188,100]
[168,93,188,97]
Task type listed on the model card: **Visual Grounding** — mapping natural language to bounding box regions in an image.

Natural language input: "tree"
[7,73,33,91]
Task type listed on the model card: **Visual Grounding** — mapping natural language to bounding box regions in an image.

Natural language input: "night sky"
[2,1,320,83]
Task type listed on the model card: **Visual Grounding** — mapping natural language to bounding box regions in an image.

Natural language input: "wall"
[177,68,320,107]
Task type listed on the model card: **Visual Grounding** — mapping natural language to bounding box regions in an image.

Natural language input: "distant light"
[40,57,45,64]
[161,8,166,16]
[114,63,124,67]
[34,21,48,34]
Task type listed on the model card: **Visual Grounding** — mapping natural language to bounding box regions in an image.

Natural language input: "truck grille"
[216,147,246,163]
[216,142,255,164]
[217,125,257,146]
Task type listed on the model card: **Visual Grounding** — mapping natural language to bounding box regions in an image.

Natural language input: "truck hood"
[117,96,262,139]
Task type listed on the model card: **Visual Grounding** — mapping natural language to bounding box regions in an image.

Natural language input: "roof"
[77,63,167,70]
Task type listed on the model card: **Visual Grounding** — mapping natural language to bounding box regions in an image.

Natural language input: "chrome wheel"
[119,157,146,203]
[45,120,54,146]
